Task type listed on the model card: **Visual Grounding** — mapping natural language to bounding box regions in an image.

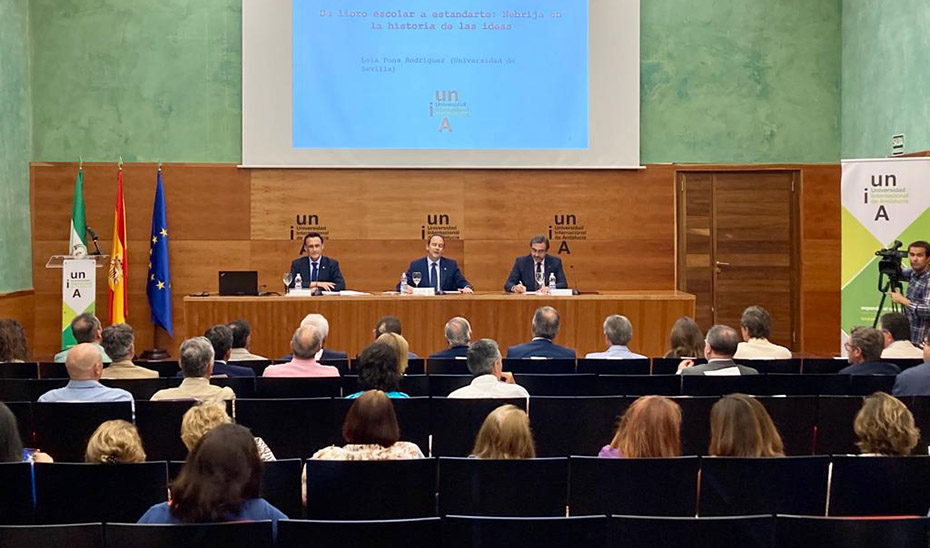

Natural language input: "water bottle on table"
[548,273,556,293]
[400,272,408,294]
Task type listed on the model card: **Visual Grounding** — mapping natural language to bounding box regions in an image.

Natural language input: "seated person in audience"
[373,316,418,358]
[665,316,705,359]
[449,338,530,399]
[182,402,275,461]
[733,306,792,359]
[504,235,568,294]
[377,332,410,374]
[196,325,255,377]
[429,316,472,359]
[470,404,536,459]
[139,424,287,524]
[100,323,157,379]
[879,312,924,359]
[227,319,268,361]
[599,396,681,458]
[152,337,236,402]
[507,306,576,359]
[0,318,29,362]
[53,313,112,364]
[85,419,146,463]
[302,313,348,361]
[263,324,339,378]
[678,325,759,375]
[400,233,473,294]
[346,343,408,399]
[585,315,646,360]
[708,393,784,457]
[839,326,901,375]
[893,334,930,396]
[853,392,919,456]
[38,343,133,404]
[1,401,52,462]
[313,390,424,460]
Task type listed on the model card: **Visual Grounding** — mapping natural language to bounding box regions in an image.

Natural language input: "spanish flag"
[108,166,128,324]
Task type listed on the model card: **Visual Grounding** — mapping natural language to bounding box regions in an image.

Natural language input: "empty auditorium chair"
[568,456,699,516]
[765,374,848,396]
[576,358,650,375]
[304,458,437,519]
[652,358,705,375]
[135,360,181,378]
[513,374,598,396]
[4,400,32,445]
[755,396,817,455]
[530,396,630,457]
[0,524,104,548]
[828,456,930,516]
[443,515,607,548]
[135,399,201,461]
[609,515,775,548]
[104,521,274,548]
[801,358,848,375]
[680,375,768,397]
[676,397,719,456]
[776,515,929,548]
[734,358,801,374]
[430,398,527,457]
[815,396,863,455]
[438,457,568,516]
[236,398,335,459]
[502,358,576,375]
[37,362,68,379]
[698,456,829,516]
[0,379,33,401]
[0,361,37,379]
[228,359,272,376]
[33,401,133,462]
[427,375,473,397]
[333,396,430,453]
[101,378,168,400]
[277,518,441,548]
[405,358,426,375]
[254,377,340,398]
[0,463,34,525]
[847,375,896,396]
[426,359,470,375]
[34,461,168,524]
[596,375,681,396]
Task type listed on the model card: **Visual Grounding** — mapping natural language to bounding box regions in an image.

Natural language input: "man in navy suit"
[507,306,576,358]
[429,317,472,359]
[893,334,930,396]
[289,232,346,291]
[400,233,473,294]
[182,325,255,377]
[505,235,568,293]
[838,326,901,375]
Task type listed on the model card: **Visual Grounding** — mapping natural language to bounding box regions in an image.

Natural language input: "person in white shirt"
[879,312,924,359]
[733,306,792,359]
[448,339,529,399]
[585,315,646,359]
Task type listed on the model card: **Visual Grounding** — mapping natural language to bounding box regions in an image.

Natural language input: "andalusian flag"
[108,167,128,323]
[69,168,87,255]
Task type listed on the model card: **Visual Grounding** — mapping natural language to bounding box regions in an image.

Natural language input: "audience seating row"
[0,372,910,403]
[3,356,923,379]
[10,395,930,462]
[2,456,929,525]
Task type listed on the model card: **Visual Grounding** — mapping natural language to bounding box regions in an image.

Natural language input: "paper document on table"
[333,290,370,296]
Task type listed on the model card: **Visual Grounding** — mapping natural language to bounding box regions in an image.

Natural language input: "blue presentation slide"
[293,1,588,150]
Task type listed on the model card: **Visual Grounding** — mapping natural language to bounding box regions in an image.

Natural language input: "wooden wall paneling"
[0,291,35,358]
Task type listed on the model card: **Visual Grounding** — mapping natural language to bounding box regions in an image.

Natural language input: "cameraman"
[890,240,930,346]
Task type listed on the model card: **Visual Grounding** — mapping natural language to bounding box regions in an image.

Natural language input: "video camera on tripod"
[872,240,909,327]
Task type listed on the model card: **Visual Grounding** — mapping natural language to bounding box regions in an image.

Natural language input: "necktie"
[536,262,543,289]
[431,262,440,292]
[311,262,319,282]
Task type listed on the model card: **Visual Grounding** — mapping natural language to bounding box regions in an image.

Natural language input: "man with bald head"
[507,306,576,359]
[38,343,133,403]
[263,324,340,377]
[429,317,472,359]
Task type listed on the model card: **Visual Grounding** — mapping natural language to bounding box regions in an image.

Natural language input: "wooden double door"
[677,171,800,350]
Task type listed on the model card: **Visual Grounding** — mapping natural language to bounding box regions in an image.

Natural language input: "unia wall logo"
[290,214,330,240]
[549,213,587,253]
[421,213,460,239]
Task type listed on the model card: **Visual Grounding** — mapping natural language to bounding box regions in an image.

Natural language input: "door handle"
[715,261,730,267]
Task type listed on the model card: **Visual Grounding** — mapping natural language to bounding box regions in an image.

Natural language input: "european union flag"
[146,170,173,336]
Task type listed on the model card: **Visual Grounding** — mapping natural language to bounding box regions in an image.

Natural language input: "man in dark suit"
[839,326,901,375]
[429,317,472,359]
[507,306,576,358]
[400,233,473,294]
[289,232,346,291]
[678,325,759,376]
[179,325,255,377]
[505,235,568,293]
[893,334,930,396]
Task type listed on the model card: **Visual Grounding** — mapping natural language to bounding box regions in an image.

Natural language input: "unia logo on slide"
[430,89,470,132]
[290,214,330,241]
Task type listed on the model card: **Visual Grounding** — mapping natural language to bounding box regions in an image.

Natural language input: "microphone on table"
[85,225,102,255]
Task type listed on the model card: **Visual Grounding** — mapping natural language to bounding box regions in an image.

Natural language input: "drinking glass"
[283,272,293,293]
[411,271,422,287]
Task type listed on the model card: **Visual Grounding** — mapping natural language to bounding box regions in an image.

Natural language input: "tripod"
[872,273,904,328]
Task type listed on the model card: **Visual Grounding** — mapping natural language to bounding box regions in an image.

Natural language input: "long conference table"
[183,291,695,361]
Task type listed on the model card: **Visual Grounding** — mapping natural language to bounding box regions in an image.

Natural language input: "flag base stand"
[139,348,170,360]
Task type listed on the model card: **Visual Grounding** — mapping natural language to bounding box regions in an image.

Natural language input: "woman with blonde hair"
[709,394,784,457]
[376,332,410,375]
[854,392,919,456]
[665,317,705,359]
[599,396,681,458]
[85,420,146,463]
[471,405,535,459]
[181,402,276,461]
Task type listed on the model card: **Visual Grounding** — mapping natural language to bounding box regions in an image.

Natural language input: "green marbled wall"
[0,0,33,293]
[29,0,842,164]
[842,0,930,158]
